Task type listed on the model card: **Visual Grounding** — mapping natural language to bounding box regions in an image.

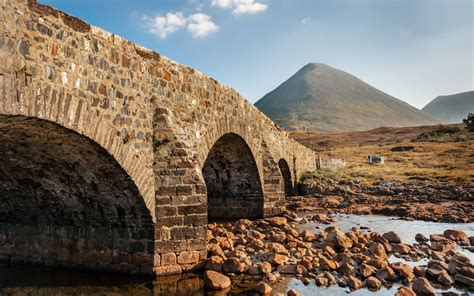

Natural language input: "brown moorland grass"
[291,124,474,184]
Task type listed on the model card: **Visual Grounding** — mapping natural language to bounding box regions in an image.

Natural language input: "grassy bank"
[291,124,474,184]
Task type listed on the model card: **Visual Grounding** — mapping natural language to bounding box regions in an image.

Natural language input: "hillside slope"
[422,91,474,123]
[255,63,439,132]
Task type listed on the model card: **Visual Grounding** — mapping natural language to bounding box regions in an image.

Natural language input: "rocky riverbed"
[1,212,473,295]
[290,177,474,223]
[201,210,473,295]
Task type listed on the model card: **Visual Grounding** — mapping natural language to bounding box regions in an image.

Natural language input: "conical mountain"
[422,91,474,123]
[255,63,439,132]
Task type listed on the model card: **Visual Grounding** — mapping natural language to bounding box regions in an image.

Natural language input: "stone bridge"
[0,0,316,275]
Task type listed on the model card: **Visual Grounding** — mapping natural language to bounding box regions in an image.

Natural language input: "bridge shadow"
[278,158,294,197]
[202,133,264,220]
[0,115,154,274]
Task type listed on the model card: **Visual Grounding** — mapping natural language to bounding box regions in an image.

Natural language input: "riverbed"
[1,214,473,295]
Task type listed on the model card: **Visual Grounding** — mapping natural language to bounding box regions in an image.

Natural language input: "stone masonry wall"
[0,0,316,275]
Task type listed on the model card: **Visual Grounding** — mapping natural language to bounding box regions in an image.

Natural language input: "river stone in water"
[203,270,231,290]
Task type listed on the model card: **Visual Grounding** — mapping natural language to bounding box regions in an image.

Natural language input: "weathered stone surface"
[415,233,429,242]
[347,275,362,290]
[287,289,301,296]
[443,229,468,243]
[0,0,316,276]
[255,282,272,295]
[365,276,381,290]
[412,277,436,296]
[203,270,231,290]
[383,231,401,243]
[454,274,474,288]
[437,270,453,286]
[395,287,416,296]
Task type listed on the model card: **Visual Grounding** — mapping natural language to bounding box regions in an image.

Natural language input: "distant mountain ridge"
[255,63,439,132]
[422,91,474,123]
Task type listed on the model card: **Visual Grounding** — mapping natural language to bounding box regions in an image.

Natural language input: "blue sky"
[41,0,473,108]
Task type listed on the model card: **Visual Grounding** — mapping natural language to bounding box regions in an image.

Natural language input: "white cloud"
[144,12,187,39]
[144,11,218,39]
[211,0,232,9]
[211,0,268,15]
[188,13,220,38]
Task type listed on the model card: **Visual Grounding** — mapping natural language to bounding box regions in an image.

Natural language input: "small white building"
[368,154,384,164]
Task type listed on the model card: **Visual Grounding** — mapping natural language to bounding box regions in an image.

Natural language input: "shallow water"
[1,214,473,295]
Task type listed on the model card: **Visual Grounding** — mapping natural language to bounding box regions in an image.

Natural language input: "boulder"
[277,264,296,274]
[222,258,246,274]
[395,287,416,296]
[301,229,316,242]
[268,217,288,227]
[320,256,338,270]
[426,263,445,279]
[443,229,468,243]
[258,262,272,275]
[414,266,426,277]
[255,282,272,295]
[415,233,429,242]
[328,230,353,250]
[360,263,377,278]
[392,243,411,254]
[347,275,362,290]
[313,213,328,222]
[208,244,226,258]
[268,253,287,265]
[287,289,301,296]
[437,270,453,286]
[271,243,289,255]
[383,231,401,244]
[376,266,397,281]
[459,266,474,278]
[205,256,224,272]
[454,274,474,288]
[431,240,456,253]
[412,277,435,296]
[315,276,329,287]
[246,265,261,275]
[392,263,415,281]
[430,234,447,242]
[369,243,387,259]
[365,276,382,290]
[203,270,232,290]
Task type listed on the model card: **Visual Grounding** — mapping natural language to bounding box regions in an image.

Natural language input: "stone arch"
[0,115,154,274]
[278,158,293,197]
[0,69,156,222]
[202,133,264,220]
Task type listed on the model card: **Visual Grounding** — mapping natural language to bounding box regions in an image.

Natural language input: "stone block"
[161,252,177,266]
[177,250,200,264]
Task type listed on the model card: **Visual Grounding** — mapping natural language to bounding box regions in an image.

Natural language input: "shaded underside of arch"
[278,158,293,197]
[0,115,154,274]
[202,133,264,220]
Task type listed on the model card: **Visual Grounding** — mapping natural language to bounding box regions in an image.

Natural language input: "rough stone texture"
[0,116,154,274]
[0,0,315,275]
[203,133,264,219]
